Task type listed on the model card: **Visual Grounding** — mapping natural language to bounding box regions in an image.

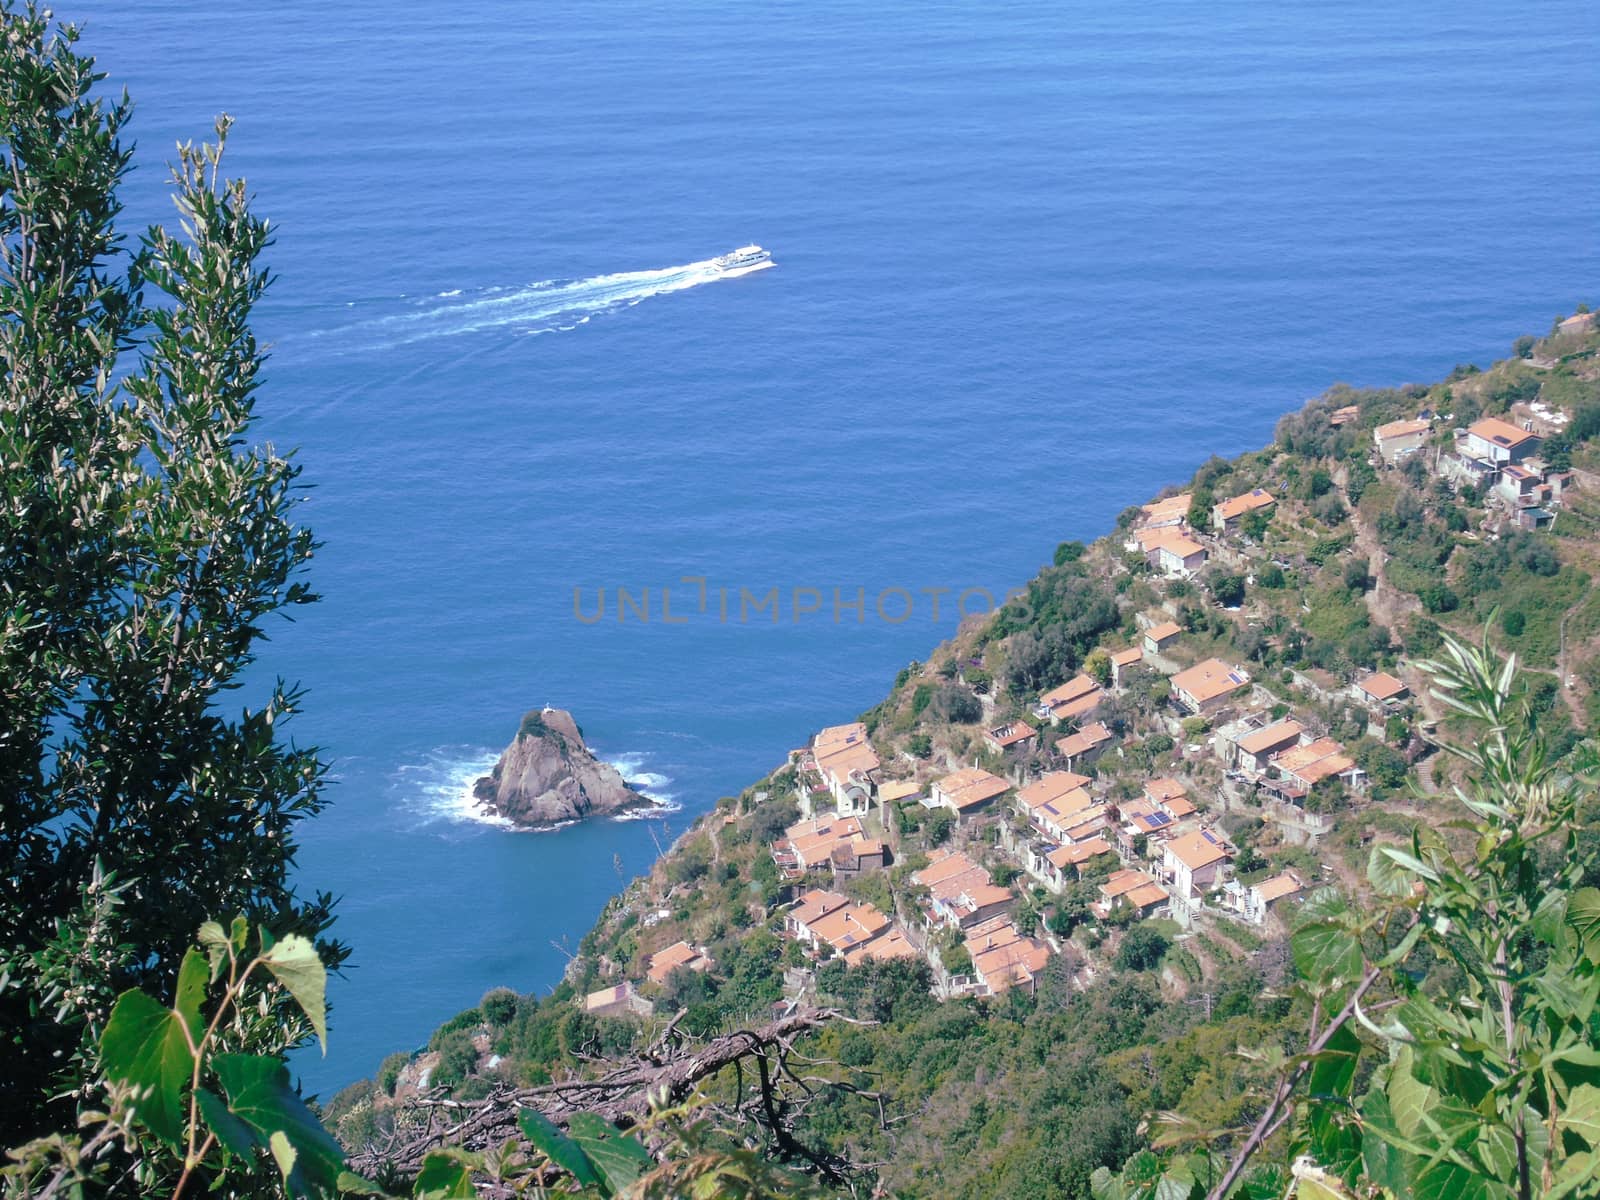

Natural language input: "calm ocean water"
[72,1,1597,1093]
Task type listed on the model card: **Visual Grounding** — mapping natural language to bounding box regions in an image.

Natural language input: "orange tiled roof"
[1272,737,1355,784]
[1056,722,1114,759]
[1215,489,1276,521]
[1016,772,1092,812]
[1140,493,1192,524]
[1237,719,1304,757]
[1047,836,1113,869]
[646,941,706,984]
[1467,416,1539,449]
[986,719,1037,748]
[1252,870,1305,904]
[1172,659,1250,705]
[1374,418,1429,442]
[1167,828,1233,872]
[1145,620,1182,643]
[936,767,1011,811]
[1040,674,1099,709]
[1358,672,1408,701]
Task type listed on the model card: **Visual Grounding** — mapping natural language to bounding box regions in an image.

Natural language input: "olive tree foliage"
[0,4,342,1140]
[1093,629,1600,1200]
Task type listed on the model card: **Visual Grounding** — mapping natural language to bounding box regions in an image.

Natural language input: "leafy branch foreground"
[1096,628,1600,1200]
[3,911,839,1200]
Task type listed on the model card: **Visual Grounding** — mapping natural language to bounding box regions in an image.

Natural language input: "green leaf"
[1293,920,1364,988]
[99,988,195,1147]
[335,1171,396,1198]
[195,1086,258,1158]
[211,1053,343,1197]
[1568,889,1600,965]
[198,921,231,980]
[567,1112,654,1194]
[1368,846,1416,897]
[269,1132,298,1190]
[261,934,327,1052]
[1386,1049,1434,1140]
[1549,1150,1599,1200]
[1560,1083,1600,1149]
[412,1151,477,1200]
[1378,846,1440,883]
[518,1108,602,1191]
[175,946,208,1042]
[1530,888,1569,948]
[230,914,251,952]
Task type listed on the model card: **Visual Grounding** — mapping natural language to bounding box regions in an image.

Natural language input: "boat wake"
[397,746,678,833]
[310,253,773,352]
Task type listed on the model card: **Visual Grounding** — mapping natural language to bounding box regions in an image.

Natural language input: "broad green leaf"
[412,1152,476,1200]
[1549,1150,1599,1200]
[99,988,195,1147]
[518,1108,602,1190]
[1530,889,1569,948]
[1568,889,1600,965]
[1306,1023,1362,1100]
[212,1053,343,1197]
[1360,1086,1415,1196]
[1293,920,1364,987]
[261,934,327,1052]
[230,914,250,951]
[195,1086,259,1158]
[1368,846,1416,898]
[1089,1166,1125,1200]
[567,1112,653,1194]
[1385,1050,1434,1140]
[1152,1160,1202,1200]
[175,947,208,1041]
[1560,1083,1600,1148]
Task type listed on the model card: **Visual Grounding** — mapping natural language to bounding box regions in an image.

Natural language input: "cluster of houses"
[1124,488,1279,579]
[1373,412,1575,531]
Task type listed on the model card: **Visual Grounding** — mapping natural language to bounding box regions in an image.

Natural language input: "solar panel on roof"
[1147,812,1172,828]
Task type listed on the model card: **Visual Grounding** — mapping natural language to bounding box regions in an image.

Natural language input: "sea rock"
[473,707,648,827]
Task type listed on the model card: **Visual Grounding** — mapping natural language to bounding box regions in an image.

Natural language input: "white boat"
[712,244,772,271]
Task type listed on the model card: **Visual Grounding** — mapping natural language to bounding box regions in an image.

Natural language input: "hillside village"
[563,310,1600,1023]
[340,313,1600,1180]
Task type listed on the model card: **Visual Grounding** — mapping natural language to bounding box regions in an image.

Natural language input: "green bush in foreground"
[1094,630,1600,1200]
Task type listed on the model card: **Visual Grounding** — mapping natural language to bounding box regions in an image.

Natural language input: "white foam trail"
[317,256,773,351]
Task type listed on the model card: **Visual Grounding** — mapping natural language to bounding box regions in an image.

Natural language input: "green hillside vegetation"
[330,318,1600,1196]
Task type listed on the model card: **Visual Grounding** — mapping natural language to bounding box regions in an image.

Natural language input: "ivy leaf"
[413,1151,478,1199]
[518,1108,602,1190]
[99,988,195,1147]
[174,947,209,1042]
[260,934,327,1052]
[211,1053,344,1197]
[567,1112,654,1194]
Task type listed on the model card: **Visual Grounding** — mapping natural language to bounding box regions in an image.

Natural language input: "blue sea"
[73,1,1598,1094]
